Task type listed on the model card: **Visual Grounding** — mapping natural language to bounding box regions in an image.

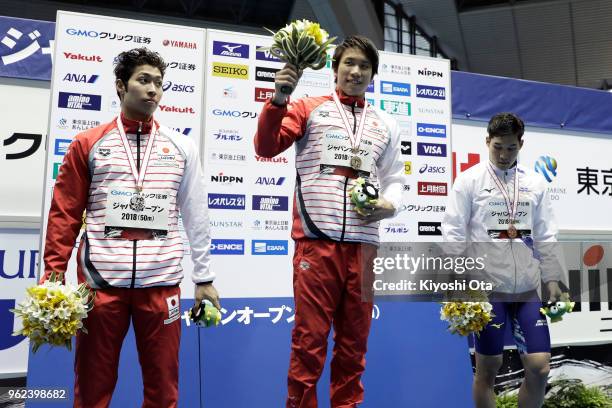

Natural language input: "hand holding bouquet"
[11,272,95,353]
[259,19,335,94]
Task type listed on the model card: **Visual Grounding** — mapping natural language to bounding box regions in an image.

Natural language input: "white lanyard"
[116,116,157,192]
[331,91,368,153]
[487,163,519,223]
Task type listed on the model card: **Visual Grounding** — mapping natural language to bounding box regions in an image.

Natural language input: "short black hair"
[487,112,525,141]
[332,35,379,78]
[113,47,166,98]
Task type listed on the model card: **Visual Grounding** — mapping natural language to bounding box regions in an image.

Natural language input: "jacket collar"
[334,88,366,108]
[120,112,154,134]
[489,161,518,176]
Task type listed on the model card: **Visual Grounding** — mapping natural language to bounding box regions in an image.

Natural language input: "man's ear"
[115,79,126,99]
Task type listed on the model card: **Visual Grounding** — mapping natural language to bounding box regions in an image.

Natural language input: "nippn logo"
[534,155,558,183]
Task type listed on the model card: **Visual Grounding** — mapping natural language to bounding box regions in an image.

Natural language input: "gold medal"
[507,224,518,239]
[350,156,362,170]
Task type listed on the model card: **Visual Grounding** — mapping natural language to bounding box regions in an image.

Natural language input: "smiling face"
[116,64,163,121]
[486,133,523,170]
[334,47,373,97]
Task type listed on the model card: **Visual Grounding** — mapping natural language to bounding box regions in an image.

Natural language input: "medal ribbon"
[332,91,368,153]
[116,116,157,192]
[487,163,519,225]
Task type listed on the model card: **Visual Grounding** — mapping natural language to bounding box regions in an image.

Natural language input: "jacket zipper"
[340,102,358,242]
[130,122,142,289]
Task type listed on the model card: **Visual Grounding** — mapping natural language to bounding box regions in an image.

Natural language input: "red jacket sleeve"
[41,134,92,283]
[254,98,309,158]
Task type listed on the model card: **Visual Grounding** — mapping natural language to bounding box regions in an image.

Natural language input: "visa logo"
[256,47,281,62]
[417,142,447,157]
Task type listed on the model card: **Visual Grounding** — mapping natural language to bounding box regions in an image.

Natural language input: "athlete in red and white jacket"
[42,48,218,408]
[255,36,403,408]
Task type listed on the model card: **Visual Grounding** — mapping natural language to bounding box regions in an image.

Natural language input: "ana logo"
[380,81,410,97]
[417,68,444,78]
[212,109,257,119]
[212,62,249,79]
[255,87,274,102]
[380,100,411,116]
[401,141,411,155]
[252,195,289,211]
[171,128,192,136]
[404,161,412,175]
[54,139,71,156]
[159,105,195,114]
[213,41,249,58]
[418,221,442,236]
[416,85,446,100]
[417,182,448,196]
[163,39,197,49]
[417,142,447,157]
[58,92,101,111]
[534,155,558,183]
[255,155,288,164]
[63,52,103,62]
[256,47,281,62]
[62,73,98,83]
[162,81,195,93]
[211,239,245,255]
[210,172,244,184]
[207,193,246,210]
[252,240,289,255]
[255,176,285,185]
[255,66,279,82]
[419,164,446,174]
[417,123,446,138]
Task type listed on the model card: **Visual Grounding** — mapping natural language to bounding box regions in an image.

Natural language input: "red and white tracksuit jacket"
[43,114,212,288]
[255,91,404,244]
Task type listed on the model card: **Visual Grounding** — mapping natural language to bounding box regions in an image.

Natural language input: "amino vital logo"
[534,155,558,183]
[416,123,447,138]
[211,239,244,255]
[212,62,249,79]
[208,193,246,210]
[252,195,289,211]
[58,92,101,111]
[380,100,411,116]
[416,85,446,100]
[212,41,249,58]
[252,240,289,255]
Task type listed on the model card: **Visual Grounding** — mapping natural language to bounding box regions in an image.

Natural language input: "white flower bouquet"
[11,272,95,353]
[440,301,495,336]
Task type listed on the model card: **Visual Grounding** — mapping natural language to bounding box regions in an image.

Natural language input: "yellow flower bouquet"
[11,272,95,353]
[440,301,495,337]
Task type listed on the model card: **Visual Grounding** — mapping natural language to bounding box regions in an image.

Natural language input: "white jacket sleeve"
[376,114,404,212]
[176,135,213,283]
[532,180,567,285]
[442,174,472,243]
